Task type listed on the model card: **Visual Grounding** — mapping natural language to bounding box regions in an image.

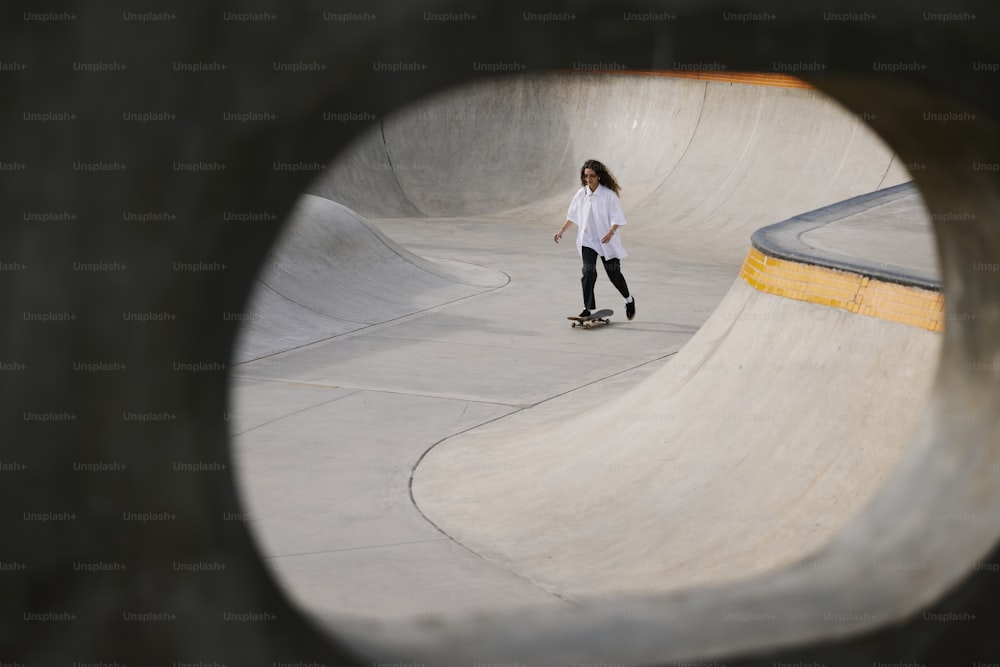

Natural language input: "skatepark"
[228,70,946,643]
[8,3,1000,662]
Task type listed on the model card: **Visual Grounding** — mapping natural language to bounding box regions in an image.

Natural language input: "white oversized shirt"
[566,183,628,260]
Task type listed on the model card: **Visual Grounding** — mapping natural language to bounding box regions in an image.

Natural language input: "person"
[553,159,636,320]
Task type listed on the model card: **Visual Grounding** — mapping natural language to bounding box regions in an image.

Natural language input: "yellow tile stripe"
[740,247,944,332]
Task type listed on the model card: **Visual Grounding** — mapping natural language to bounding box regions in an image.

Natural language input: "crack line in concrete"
[263,537,450,559]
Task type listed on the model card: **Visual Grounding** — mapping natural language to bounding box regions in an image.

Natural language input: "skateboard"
[567,309,613,329]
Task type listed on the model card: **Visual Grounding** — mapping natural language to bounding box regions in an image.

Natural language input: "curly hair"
[579,159,622,197]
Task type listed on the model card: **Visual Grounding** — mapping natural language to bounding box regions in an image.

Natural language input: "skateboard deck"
[567,309,613,328]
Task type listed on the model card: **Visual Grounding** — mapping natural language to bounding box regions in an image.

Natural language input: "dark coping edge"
[750,181,941,292]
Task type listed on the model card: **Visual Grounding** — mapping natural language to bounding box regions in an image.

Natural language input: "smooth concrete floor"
[229,217,737,622]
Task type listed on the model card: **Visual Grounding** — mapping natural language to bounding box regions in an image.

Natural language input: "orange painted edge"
[554,69,814,89]
[624,70,814,89]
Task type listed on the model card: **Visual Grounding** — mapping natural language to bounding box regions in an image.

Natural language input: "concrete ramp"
[234,195,506,363]
[412,276,941,597]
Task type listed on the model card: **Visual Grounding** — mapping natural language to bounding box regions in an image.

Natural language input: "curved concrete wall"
[312,73,910,262]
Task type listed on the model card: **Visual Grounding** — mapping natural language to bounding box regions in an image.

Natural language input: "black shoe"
[626,298,635,320]
[579,309,591,318]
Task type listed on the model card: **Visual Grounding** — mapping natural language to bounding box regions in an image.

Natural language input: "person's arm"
[556,190,582,243]
[554,219,573,243]
[601,192,627,244]
[600,224,620,244]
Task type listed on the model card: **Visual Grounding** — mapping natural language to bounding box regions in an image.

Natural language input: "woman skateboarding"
[553,159,636,320]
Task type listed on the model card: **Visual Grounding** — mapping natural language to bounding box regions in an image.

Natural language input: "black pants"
[581,246,630,310]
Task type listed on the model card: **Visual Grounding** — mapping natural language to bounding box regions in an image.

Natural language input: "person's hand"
[601,230,614,244]
[553,231,563,244]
